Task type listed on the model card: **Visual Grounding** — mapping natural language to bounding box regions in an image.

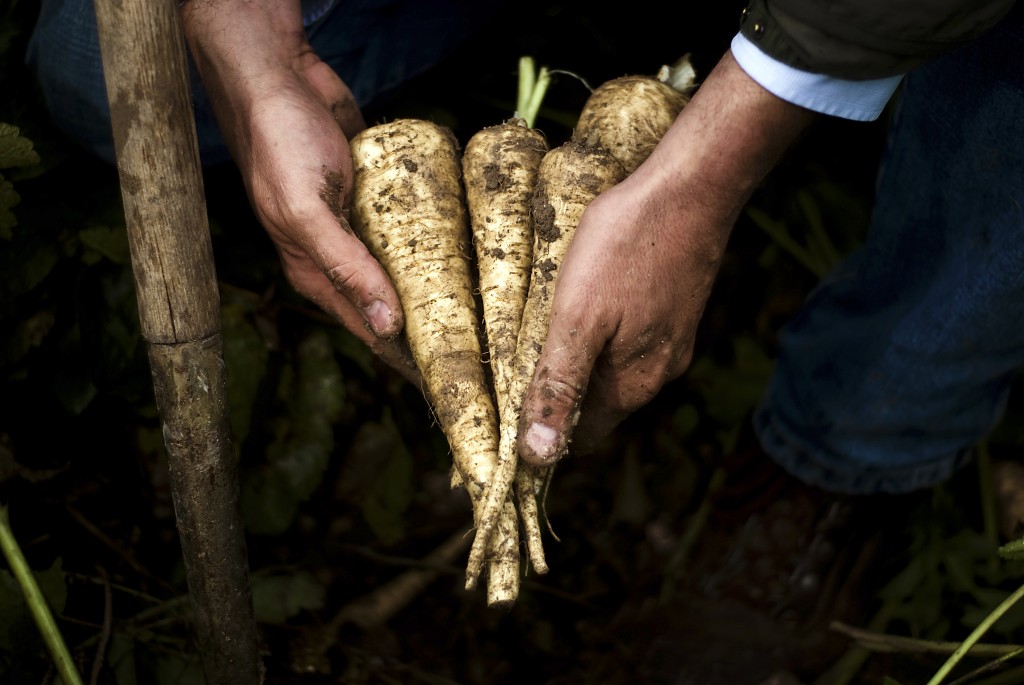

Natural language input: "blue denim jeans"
[25,0,501,166]
[755,3,1024,495]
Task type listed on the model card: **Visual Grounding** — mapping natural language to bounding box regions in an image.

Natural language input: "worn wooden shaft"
[148,339,262,684]
[92,0,263,682]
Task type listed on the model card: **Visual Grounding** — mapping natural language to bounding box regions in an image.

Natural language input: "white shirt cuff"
[730,32,904,122]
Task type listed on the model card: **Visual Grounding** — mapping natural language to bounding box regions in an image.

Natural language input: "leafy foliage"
[0,122,41,238]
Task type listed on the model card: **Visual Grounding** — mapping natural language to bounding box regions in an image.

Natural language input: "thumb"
[517,310,607,468]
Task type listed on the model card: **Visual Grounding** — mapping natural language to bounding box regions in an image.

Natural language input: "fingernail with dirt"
[364,300,392,335]
[524,422,560,462]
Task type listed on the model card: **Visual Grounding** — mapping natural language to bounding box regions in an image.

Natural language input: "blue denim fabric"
[25,0,502,166]
[755,3,1024,495]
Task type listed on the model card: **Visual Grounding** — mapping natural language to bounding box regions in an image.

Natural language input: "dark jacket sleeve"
[739,0,1017,79]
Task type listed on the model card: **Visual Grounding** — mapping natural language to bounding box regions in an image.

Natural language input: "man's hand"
[516,165,728,462]
[517,51,818,466]
[181,0,418,379]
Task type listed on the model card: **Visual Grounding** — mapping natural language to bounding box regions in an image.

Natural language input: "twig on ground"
[65,504,173,591]
[89,565,113,685]
[292,530,472,675]
[947,647,1024,685]
[831,620,1024,658]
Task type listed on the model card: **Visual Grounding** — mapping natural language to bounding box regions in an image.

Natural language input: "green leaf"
[339,410,414,545]
[670,404,700,440]
[241,329,345,534]
[0,233,59,312]
[961,587,1024,635]
[687,336,773,428]
[250,571,326,624]
[221,300,269,450]
[284,328,347,446]
[361,430,413,545]
[879,556,928,601]
[0,176,18,239]
[274,443,331,500]
[0,126,47,240]
[240,468,305,536]
[154,652,205,685]
[998,536,1024,561]
[78,225,131,265]
[107,633,138,685]
[0,124,41,170]
[328,325,377,377]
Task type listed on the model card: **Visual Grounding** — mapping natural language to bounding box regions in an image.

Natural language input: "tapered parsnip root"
[465,120,548,420]
[518,139,627,387]
[468,141,626,588]
[349,118,519,607]
[462,119,549,588]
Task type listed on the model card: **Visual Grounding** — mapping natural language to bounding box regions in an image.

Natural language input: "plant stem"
[948,647,1024,685]
[977,441,1001,577]
[517,56,535,119]
[925,580,1024,685]
[516,56,551,130]
[522,67,551,130]
[0,504,85,685]
[815,600,898,685]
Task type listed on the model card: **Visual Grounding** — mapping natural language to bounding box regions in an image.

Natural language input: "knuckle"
[532,373,585,414]
[325,253,388,304]
[325,262,363,296]
[257,187,319,227]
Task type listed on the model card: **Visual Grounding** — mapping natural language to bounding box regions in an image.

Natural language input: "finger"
[299,171,405,339]
[281,229,404,339]
[291,261,421,385]
[517,307,611,468]
[302,60,367,139]
[331,92,366,140]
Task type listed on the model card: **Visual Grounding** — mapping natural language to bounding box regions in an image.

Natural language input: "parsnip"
[516,139,628,409]
[462,117,549,588]
[351,57,698,602]
[572,57,695,173]
[349,118,518,607]
[474,60,698,584]
[465,139,627,589]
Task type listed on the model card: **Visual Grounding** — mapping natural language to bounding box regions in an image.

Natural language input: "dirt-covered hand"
[516,167,728,464]
[231,66,420,368]
[516,50,818,466]
[181,0,418,382]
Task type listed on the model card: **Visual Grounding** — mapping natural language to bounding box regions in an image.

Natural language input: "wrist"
[181,0,308,92]
[181,0,305,49]
[638,50,817,226]
[180,1,311,153]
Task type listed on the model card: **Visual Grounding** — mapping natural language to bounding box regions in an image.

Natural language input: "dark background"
[3,2,1023,685]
